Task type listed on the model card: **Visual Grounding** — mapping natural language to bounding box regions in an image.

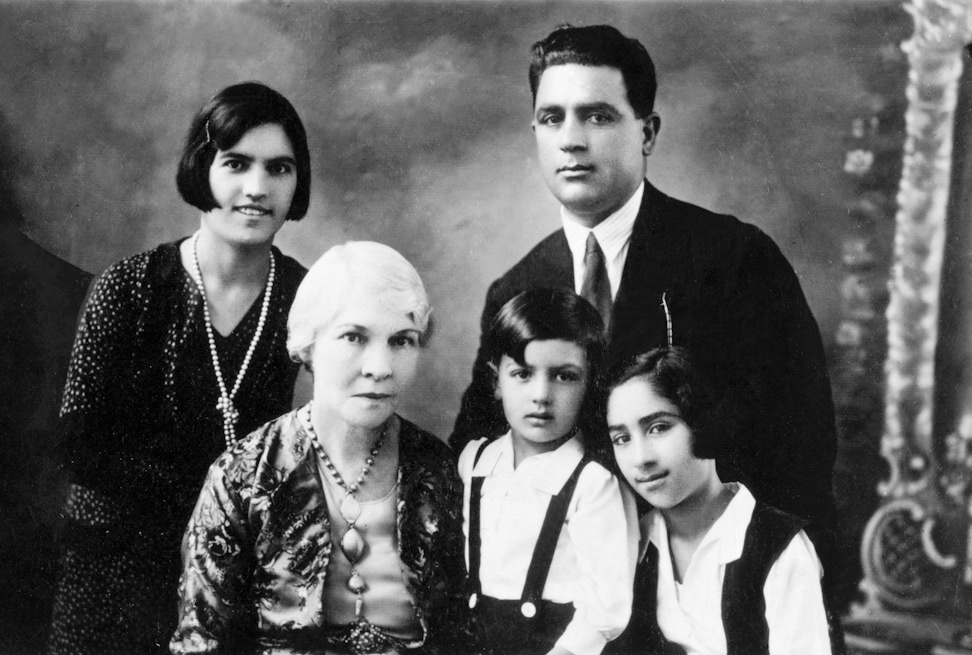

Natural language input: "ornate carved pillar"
[847,1,972,652]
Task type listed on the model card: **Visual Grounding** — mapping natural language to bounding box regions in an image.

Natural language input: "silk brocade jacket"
[170,410,468,655]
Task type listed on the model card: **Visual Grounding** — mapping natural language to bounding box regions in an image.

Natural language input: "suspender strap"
[520,457,591,609]
[467,440,490,596]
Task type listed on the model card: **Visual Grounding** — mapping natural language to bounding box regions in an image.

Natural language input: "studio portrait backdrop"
[6,1,970,653]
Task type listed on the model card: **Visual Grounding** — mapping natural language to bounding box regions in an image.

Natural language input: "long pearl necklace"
[303,405,387,617]
[190,231,275,448]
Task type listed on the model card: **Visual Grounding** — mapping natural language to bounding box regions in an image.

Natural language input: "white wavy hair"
[287,241,433,365]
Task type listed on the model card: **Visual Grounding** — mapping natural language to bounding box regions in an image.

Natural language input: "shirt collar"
[472,431,586,495]
[561,180,644,264]
[643,482,753,565]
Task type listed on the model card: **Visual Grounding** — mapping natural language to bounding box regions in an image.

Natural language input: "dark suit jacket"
[0,226,92,652]
[450,181,840,573]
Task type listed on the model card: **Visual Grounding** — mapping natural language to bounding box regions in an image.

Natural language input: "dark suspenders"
[467,441,489,606]
[466,441,591,617]
[519,457,589,616]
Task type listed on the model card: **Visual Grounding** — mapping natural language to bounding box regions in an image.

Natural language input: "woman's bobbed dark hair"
[176,82,311,221]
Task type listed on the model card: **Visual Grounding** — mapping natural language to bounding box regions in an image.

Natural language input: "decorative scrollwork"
[858,0,972,614]
[903,0,972,52]
[860,500,953,610]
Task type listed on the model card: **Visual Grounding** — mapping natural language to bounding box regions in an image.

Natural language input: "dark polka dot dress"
[48,240,306,655]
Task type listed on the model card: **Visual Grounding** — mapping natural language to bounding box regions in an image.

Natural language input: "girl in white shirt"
[605,347,842,655]
[458,288,636,655]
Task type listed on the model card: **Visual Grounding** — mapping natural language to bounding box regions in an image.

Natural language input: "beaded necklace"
[190,231,275,448]
[303,405,387,613]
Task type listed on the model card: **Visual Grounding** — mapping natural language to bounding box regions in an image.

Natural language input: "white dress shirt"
[561,181,645,299]
[459,434,638,655]
[643,483,832,655]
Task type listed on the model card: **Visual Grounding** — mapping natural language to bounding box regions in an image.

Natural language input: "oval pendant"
[341,494,362,523]
[348,571,366,592]
[341,528,365,562]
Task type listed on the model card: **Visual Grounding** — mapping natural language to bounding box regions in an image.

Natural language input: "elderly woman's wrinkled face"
[311,294,422,429]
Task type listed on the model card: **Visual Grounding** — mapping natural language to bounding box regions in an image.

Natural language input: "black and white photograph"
[1,1,970,653]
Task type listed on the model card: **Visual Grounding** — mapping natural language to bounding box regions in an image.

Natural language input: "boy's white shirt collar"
[642,481,752,566]
[472,431,586,496]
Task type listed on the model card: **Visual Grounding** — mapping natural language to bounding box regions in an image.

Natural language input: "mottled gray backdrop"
[0,5,926,632]
[0,1,910,437]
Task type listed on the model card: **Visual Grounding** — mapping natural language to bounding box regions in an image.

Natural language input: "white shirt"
[459,434,639,655]
[643,484,832,655]
[561,181,644,299]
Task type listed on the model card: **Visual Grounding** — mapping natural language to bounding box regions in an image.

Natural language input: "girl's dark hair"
[486,288,608,455]
[607,346,718,459]
[176,82,311,221]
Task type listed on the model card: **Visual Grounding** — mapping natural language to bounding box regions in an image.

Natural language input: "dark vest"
[606,501,845,655]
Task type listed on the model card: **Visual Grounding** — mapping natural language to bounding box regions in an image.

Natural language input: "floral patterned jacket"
[170,410,469,655]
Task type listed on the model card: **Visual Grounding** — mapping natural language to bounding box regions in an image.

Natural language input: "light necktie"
[580,232,612,333]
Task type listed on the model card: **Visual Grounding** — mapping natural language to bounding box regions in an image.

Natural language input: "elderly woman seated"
[170,242,467,655]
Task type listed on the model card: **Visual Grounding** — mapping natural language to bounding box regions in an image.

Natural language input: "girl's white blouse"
[645,483,832,655]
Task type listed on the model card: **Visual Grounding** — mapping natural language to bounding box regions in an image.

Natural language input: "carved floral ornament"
[858,0,972,614]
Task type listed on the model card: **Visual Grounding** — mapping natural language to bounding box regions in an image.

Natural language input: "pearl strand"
[190,231,275,448]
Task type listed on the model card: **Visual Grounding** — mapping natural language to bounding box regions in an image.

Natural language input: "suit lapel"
[527,187,690,368]
[610,182,668,364]
[535,229,575,290]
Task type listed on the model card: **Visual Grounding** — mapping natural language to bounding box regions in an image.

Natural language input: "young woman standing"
[49,82,312,654]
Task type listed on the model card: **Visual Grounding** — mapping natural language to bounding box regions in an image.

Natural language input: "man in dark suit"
[0,196,92,652]
[451,24,840,580]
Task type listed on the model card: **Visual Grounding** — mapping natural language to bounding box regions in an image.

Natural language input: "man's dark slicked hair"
[176,82,311,222]
[529,24,657,118]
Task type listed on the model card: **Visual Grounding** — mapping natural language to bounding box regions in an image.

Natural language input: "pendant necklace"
[190,231,275,448]
[304,405,387,618]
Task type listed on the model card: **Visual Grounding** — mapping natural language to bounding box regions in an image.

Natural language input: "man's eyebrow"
[534,101,623,116]
[534,102,564,114]
[576,101,622,115]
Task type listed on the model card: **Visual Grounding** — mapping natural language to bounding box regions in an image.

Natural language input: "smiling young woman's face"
[608,376,718,511]
[204,122,297,247]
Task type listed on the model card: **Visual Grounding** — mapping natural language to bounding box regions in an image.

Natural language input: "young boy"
[458,289,636,655]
